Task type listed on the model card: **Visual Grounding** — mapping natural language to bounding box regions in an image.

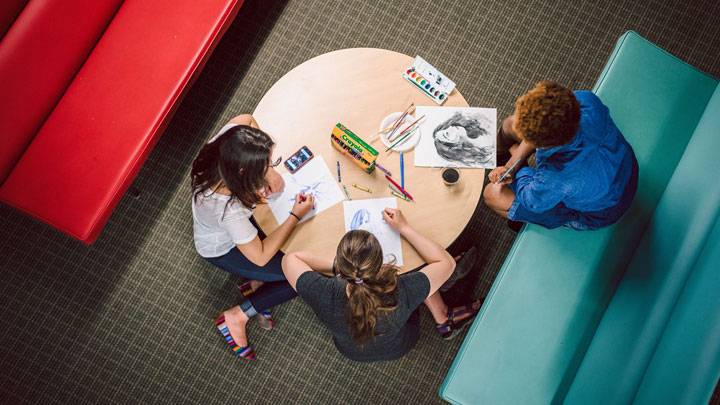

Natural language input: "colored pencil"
[400,152,405,189]
[342,184,351,200]
[375,163,392,177]
[352,183,371,193]
[385,127,418,152]
[371,105,418,142]
[388,115,425,142]
[336,160,342,182]
[385,175,414,201]
[386,103,414,140]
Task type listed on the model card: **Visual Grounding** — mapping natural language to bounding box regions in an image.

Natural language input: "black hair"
[191,125,275,209]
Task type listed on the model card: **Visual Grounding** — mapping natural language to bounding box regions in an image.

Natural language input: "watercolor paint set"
[330,122,378,173]
[402,56,456,105]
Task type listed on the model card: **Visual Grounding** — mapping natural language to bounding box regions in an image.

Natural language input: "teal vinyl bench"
[440,31,720,404]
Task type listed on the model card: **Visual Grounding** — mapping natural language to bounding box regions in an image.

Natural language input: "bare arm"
[281,251,334,290]
[236,194,315,267]
[489,140,536,184]
[228,114,259,128]
[236,215,298,267]
[509,140,535,169]
[383,209,455,296]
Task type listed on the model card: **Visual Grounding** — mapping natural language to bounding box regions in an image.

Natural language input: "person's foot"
[440,247,478,292]
[435,298,484,340]
[257,310,274,331]
[215,306,255,359]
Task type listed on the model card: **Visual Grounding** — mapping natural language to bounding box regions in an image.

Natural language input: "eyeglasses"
[270,156,282,168]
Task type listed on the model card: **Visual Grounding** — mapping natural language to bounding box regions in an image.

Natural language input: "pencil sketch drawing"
[343,198,403,265]
[268,156,344,223]
[350,208,371,230]
[414,106,497,169]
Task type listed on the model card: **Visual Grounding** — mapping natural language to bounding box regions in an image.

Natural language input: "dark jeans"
[204,221,297,316]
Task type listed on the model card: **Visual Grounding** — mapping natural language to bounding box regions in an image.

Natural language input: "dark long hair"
[191,125,274,209]
[334,230,399,344]
[432,112,493,165]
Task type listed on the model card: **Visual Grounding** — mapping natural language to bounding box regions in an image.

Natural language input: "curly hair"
[513,81,580,148]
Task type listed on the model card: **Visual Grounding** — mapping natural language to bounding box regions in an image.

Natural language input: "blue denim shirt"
[508,91,637,229]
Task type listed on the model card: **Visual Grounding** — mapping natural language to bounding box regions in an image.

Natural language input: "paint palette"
[402,56,456,105]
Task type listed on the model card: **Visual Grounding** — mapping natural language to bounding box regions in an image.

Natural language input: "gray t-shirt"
[296,271,430,362]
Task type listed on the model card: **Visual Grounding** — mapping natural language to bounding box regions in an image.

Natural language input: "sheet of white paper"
[343,198,403,266]
[268,156,345,224]
[414,106,497,169]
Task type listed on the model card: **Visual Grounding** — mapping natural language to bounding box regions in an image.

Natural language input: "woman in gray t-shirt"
[282,208,482,362]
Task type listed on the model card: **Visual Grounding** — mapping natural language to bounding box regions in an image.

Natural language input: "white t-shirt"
[192,124,259,258]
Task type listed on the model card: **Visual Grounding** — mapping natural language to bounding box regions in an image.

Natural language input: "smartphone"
[284,146,314,173]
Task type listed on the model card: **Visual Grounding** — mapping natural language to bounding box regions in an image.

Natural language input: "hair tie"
[353,278,364,285]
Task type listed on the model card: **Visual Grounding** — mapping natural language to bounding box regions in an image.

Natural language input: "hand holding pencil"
[489,159,521,185]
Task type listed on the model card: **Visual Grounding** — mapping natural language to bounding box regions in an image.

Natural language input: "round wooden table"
[253,48,484,270]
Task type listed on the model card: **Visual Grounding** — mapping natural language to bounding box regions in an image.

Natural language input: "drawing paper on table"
[268,156,345,224]
[414,106,497,169]
[343,198,403,265]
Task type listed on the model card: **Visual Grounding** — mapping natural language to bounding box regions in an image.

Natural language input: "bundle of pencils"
[372,103,415,142]
[385,115,425,152]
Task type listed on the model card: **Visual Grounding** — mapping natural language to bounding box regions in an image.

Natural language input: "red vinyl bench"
[0,0,243,243]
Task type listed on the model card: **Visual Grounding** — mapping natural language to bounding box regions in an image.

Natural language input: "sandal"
[257,310,274,331]
[215,314,256,360]
[440,246,478,292]
[435,298,483,340]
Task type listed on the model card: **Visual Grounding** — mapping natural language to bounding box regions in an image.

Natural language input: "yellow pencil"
[390,190,410,201]
[352,183,372,193]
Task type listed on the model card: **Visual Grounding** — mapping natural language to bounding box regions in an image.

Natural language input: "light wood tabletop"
[253,48,484,270]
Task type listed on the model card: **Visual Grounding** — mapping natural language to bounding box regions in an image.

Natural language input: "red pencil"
[385,175,415,201]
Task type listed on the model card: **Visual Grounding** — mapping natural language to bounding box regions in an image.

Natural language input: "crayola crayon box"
[330,123,377,173]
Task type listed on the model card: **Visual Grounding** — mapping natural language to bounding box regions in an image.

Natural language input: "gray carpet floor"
[1,0,719,404]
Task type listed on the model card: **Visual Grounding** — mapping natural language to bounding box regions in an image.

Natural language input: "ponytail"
[335,230,399,344]
[346,264,398,344]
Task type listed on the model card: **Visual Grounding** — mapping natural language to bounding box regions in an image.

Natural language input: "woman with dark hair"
[433,112,494,166]
[281,208,482,362]
[192,114,315,360]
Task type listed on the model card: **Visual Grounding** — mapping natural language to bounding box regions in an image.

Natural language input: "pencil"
[388,115,425,143]
[370,105,418,143]
[385,175,414,201]
[496,159,521,184]
[375,109,414,135]
[352,183,372,193]
[342,184,351,200]
[385,127,418,152]
[336,160,341,182]
[386,103,414,140]
[400,152,405,189]
[375,163,392,177]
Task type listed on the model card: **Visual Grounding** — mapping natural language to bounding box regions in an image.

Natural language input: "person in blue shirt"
[483,81,638,230]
